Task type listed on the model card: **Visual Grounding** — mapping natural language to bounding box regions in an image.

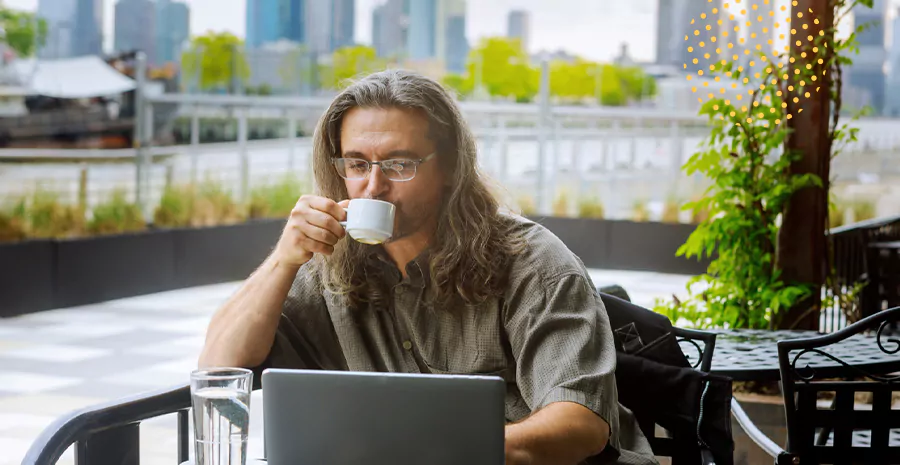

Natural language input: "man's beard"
[386,201,434,243]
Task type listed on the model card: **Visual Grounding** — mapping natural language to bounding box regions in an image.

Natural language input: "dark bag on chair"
[600,293,735,465]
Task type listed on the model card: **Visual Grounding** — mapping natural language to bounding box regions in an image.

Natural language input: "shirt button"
[402,340,413,351]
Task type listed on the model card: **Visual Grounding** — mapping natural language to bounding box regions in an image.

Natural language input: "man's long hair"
[310,69,523,309]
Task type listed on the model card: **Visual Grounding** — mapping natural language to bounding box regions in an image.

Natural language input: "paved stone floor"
[0,269,691,465]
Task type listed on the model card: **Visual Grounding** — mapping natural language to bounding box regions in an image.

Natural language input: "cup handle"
[339,208,349,229]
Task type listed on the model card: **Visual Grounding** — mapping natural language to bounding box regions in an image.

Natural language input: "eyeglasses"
[332,153,436,182]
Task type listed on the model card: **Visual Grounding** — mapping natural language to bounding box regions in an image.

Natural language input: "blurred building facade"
[247,0,305,49]
[372,0,408,58]
[331,0,356,51]
[846,0,887,114]
[887,8,900,116]
[656,0,718,73]
[400,0,468,74]
[39,0,104,58]
[155,0,190,64]
[114,0,156,62]
[507,9,531,52]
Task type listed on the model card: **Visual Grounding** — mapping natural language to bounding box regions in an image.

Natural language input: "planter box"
[0,240,54,317]
[173,219,284,288]
[54,230,176,309]
[528,217,710,275]
[528,217,612,266]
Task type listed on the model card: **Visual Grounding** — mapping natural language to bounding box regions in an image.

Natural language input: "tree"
[320,45,385,90]
[0,6,47,57]
[181,32,250,93]
[465,37,539,102]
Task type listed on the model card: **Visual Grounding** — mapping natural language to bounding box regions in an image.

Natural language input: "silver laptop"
[261,368,506,465]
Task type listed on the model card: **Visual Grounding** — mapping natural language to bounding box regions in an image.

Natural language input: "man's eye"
[386,161,413,171]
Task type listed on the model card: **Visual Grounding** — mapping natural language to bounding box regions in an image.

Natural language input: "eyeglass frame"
[332,152,437,182]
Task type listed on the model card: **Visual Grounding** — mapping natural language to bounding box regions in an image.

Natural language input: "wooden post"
[777,0,833,330]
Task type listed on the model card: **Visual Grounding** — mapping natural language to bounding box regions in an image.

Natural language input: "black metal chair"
[733,306,900,465]
[22,383,193,465]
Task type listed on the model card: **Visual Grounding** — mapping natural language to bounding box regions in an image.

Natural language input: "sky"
[4,0,660,62]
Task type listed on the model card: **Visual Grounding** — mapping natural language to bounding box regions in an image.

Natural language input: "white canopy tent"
[9,56,136,99]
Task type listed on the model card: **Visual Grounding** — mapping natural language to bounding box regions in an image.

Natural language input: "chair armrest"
[22,383,191,465]
[730,398,786,460]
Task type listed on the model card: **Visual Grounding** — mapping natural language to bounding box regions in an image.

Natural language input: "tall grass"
[88,190,145,235]
[249,175,306,219]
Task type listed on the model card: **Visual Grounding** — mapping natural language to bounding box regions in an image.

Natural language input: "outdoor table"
[708,328,900,382]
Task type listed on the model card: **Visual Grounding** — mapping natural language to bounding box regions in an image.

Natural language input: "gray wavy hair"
[309,69,524,309]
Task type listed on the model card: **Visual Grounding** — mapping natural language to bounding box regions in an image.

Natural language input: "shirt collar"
[365,247,431,289]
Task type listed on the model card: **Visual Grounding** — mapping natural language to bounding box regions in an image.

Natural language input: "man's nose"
[365,165,390,199]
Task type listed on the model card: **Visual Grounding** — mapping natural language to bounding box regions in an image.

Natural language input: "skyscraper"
[331,0,355,50]
[407,0,439,60]
[156,0,190,63]
[38,0,77,58]
[247,0,304,49]
[114,0,156,62]
[72,0,104,56]
[305,0,332,53]
[656,0,718,73]
[444,0,468,73]
[372,0,408,58]
[40,0,104,58]
[886,8,900,116]
[507,9,530,52]
[847,0,887,114]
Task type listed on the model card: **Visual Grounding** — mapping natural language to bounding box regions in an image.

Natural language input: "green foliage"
[577,196,605,219]
[27,190,85,239]
[517,194,537,216]
[181,32,250,92]
[0,7,47,57]
[320,46,386,90]
[154,185,195,228]
[656,0,869,329]
[154,181,244,228]
[0,198,27,243]
[632,201,649,222]
[661,198,682,224]
[552,190,570,217]
[441,37,655,105]
[249,175,307,219]
[88,190,145,235]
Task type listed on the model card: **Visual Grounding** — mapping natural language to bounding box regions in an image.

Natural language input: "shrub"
[154,185,195,228]
[192,181,244,226]
[632,201,649,222]
[249,175,306,219]
[517,194,537,216]
[552,190,570,217]
[577,196,605,219]
[0,198,27,243]
[88,190,146,235]
[661,198,682,224]
[28,190,84,238]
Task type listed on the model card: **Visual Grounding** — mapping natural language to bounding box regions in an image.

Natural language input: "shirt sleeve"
[251,263,346,387]
[502,270,623,453]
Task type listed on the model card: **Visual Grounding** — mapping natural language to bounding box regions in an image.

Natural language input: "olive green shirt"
[260,215,658,465]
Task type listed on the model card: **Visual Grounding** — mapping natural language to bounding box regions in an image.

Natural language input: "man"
[199,70,657,465]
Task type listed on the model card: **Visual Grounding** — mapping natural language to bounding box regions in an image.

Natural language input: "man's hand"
[505,402,610,465]
[273,195,349,269]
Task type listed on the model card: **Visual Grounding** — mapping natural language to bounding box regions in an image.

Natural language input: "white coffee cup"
[339,199,395,245]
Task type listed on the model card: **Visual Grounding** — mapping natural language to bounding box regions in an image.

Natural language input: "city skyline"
[9,0,661,62]
[14,0,900,64]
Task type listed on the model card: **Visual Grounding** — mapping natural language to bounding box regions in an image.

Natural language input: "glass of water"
[190,368,253,465]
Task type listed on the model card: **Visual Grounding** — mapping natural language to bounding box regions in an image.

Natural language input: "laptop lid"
[262,368,506,465]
